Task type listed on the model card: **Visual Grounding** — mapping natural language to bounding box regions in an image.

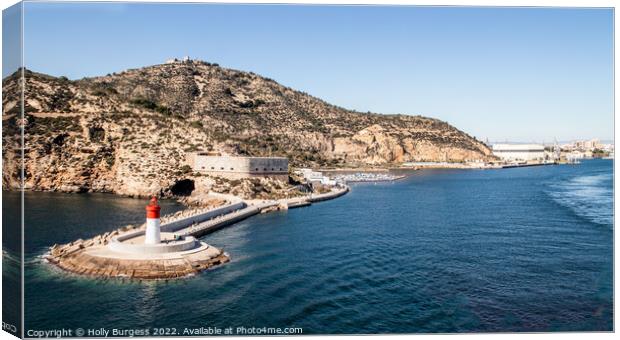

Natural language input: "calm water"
[7,159,614,334]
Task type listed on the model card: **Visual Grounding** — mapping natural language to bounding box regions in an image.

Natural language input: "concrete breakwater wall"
[308,186,349,203]
[287,200,311,208]
[180,187,351,238]
[179,205,262,238]
[161,201,246,233]
[46,186,349,280]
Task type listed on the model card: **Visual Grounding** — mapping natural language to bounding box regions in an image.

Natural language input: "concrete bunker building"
[188,152,289,180]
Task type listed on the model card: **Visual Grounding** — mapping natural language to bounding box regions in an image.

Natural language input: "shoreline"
[6,159,581,196]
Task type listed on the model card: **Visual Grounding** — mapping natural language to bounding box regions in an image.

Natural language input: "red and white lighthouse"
[145,197,161,244]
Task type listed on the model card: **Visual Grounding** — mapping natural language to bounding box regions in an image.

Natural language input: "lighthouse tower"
[145,197,161,244]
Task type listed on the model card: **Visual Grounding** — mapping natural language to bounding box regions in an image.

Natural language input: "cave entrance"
[52,133,69,146]
[170,179,195,196]
[89,126,105,142]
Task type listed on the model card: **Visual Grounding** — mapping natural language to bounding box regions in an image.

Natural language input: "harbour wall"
[161,201,246,233]
[110,188,347,246]
[169,186,350,238]
[46,186,350,279]
[180,205,262,238]
[308,186,349,202]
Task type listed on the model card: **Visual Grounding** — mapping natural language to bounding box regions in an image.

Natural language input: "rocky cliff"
[2,60,493,196]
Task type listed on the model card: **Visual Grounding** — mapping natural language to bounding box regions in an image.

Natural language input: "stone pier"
[45,186,349,281]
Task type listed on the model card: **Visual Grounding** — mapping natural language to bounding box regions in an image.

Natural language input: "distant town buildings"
[490,138,613,163]
[559,138,614,159]
[492,144,546,162]
[574,138,601,150]
[187,152,289,180]
[560,138,612,152]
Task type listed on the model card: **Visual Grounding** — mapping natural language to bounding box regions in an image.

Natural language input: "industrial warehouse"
[491,144,546,162]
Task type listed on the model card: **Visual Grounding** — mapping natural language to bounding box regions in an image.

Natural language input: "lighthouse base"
[108,232,197,254]
[46,228,230,280]
[46,239,229,280]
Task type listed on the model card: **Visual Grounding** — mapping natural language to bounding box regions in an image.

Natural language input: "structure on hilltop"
[165,56,192,64]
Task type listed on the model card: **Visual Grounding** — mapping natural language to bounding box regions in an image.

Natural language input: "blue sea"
[3,159,613,334]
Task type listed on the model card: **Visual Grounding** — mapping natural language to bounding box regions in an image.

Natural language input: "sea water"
[5,159,613,333]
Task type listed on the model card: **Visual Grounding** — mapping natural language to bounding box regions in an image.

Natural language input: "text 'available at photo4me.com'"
[25,326,304,338]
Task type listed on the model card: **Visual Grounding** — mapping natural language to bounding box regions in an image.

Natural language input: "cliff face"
[2,60,493,196]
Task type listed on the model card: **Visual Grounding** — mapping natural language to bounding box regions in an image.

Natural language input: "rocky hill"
[2,60,493,196]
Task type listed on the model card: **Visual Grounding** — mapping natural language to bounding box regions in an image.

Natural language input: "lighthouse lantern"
[145,196,161,244]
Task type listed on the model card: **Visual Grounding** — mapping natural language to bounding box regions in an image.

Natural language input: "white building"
[492,144,545,162]
[298,168,322,181]
[297,169,336,186]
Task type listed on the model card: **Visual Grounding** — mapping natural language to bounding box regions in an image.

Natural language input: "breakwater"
[178,205,261,238]
[168,186,350,238]
[44,185,349,280]
[501,161,557,169]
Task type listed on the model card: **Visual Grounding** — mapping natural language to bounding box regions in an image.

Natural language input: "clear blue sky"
[6,3,614,142]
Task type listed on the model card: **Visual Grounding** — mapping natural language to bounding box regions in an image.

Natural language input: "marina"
[331,172,407,183]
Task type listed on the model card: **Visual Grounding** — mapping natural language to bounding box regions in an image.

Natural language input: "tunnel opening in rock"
[89,126,105,142]
[52,133,69,146]
[170,179,195,196]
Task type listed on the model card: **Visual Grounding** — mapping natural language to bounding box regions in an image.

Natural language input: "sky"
[3,2,614,142]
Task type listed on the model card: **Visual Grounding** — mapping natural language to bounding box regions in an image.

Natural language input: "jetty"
[45,185,349,280]
[331,172,406,183]
[500,161,557,169]
[162,185,349,238]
